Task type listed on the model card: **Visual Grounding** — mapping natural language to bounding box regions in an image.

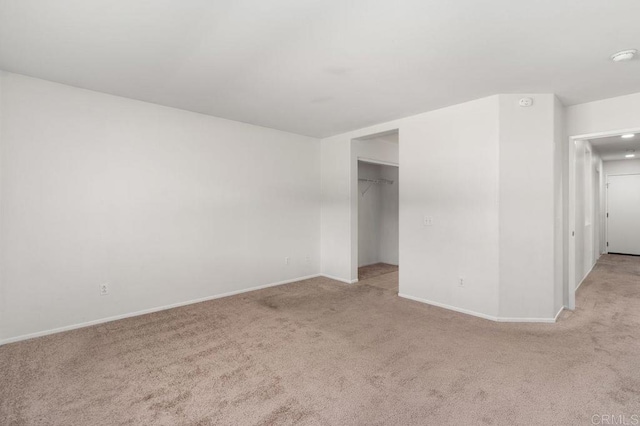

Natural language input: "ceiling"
[1,1,639,138]
[590,134,640,161]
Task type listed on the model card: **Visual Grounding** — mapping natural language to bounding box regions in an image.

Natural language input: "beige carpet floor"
[1,254,639,425]
[358,263,399,282]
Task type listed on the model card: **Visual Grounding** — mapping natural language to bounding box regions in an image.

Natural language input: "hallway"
[568,254,640,321]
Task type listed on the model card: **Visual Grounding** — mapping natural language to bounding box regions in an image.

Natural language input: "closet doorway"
[357,160,399,287]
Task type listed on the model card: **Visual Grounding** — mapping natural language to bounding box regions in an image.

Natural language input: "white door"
[607,174,640,255]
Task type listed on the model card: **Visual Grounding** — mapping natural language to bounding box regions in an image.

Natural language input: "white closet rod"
[358,177,394,196]
[358,178,394,185]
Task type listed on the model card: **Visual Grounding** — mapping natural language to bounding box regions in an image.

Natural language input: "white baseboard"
[398,293,559,323]
[398,293,499,321]
[496,316,558,324]
[320,274,358,284]
[575,261,597,291]
[0,273,321,346]
[554,306,565,321]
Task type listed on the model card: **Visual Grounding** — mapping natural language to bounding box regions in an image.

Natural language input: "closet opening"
[357,159,399,290]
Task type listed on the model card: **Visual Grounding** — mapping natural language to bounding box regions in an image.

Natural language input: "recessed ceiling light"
[611,49,637,62]
[625,154,635,158]
[621,134,635,139]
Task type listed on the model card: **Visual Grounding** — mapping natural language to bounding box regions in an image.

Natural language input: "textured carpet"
[1,255,639,425]
[358,263,399,281]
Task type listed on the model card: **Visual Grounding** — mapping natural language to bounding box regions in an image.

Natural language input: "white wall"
[401,97,501,318]
[573,140,603,289]
[10,76,636,338]
[0,72,321,342]
[320,137,352,282]
[321,94,561,321]
[357,162,398,267]
[0,74,4,338]
[498,94,557,319]
[378,165,399,265]
[554,97,566,314]
[592,158,607,263]
[566,92,640,137]
[604,159,640,176]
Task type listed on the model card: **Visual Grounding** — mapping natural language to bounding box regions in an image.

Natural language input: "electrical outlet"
[285,257,290,265]
[458,277,465,288]
[423,216,433,226]
[100,283,109,296]
[305,256,311,264]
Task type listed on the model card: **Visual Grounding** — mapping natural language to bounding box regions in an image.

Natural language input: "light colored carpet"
[358,264,398,293]
[358,263,399,282]
[1,254,639,425]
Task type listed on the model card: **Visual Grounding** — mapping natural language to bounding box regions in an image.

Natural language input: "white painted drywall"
[498,94,558,319]
[573,140,603,289]
[594,159,604,259]
[321,94,563,321]
[554,97,566,314]
[604,159,640,176]
[352,135,400,165]
[401,97,501,318]
[10,79,637,337]
[0,74,4,336]
[378,165,399,266]
[0,72,321,342]
[357,162,398,267]
[320,137,352,282]
[321,97,503,318]
[574,140,587,287]
[566,92,640,137]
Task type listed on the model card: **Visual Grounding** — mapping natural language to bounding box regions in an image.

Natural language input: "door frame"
[568,127,640,310]
[594,166,601,258]
[352,157,399,282]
